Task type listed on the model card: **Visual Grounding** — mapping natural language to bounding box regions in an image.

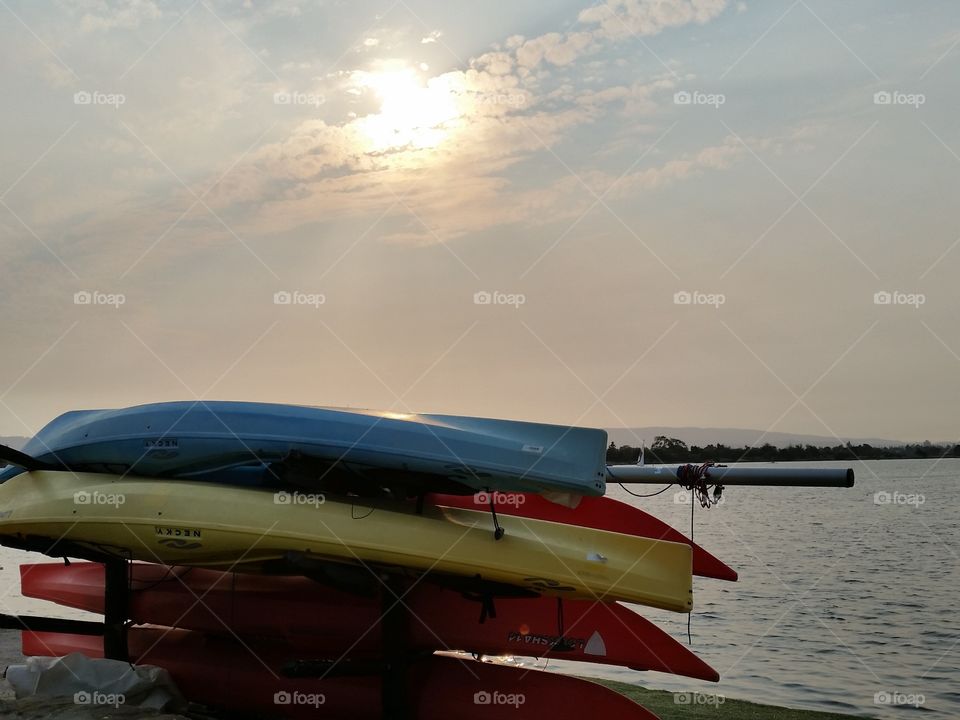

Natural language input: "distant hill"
[1,436,29,451]
[605,427,903,449]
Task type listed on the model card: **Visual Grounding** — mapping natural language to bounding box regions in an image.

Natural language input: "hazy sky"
[1,0,958,442]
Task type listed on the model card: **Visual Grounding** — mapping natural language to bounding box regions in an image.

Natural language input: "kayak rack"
[381,575,411,720]
[0,613,105,636]
[277,574,416,719]
[2,535,426,720]
[0,536,131,661]
[0,448,131,660]
[102,558,130,660]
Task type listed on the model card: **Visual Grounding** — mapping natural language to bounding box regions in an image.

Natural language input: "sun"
[355,67,460,153]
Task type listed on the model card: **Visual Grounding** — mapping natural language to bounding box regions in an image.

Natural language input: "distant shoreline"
[607,437,959,464]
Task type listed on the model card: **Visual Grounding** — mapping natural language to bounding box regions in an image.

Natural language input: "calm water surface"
[550,459,960,719]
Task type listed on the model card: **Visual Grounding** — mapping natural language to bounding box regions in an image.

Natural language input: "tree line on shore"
[606,435,960,463]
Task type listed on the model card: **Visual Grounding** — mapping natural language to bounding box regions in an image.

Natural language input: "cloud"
[6,0,741,262]
[579,0,729,40]
[198,113,746,248]
[421,30,443,44]
[64,0,163,33]
[516,31,594,69]
[495,136,747,229]
[513,0,730,70]
[616,139,745,194]
[575,76,677,114]
[472,51,515,76]
[239,0,305,19]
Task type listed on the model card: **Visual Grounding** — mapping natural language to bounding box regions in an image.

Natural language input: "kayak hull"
[431,492,737,581]
[22,628,662,720]
[20,562,718,681]
[0,472,693,611]
[3,401,608,496]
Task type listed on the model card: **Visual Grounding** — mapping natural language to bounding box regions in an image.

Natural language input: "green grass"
[594,679,871,720]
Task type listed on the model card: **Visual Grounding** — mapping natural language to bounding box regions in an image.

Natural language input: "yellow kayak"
[0,471,693,612]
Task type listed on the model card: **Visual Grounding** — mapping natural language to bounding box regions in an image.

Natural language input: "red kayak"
[23,627,662,720]
[21,562,719,681]
[430,492,738,582]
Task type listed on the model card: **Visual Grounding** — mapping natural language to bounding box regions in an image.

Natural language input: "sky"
[1,0,958,443]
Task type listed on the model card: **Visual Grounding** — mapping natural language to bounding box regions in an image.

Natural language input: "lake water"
[551,459,960,719]
[0,458,956,718]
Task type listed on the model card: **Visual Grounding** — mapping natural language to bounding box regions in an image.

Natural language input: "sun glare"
[356,67,460,153]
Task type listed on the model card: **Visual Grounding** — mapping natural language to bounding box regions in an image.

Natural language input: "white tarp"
[5,653,181,711]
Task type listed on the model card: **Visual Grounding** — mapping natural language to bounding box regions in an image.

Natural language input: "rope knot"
[678,462,724,508]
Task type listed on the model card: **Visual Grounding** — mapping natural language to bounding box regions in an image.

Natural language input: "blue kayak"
[1,402,608,497]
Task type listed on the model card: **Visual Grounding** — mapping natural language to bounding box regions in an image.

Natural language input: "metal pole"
[0,614,105,635]
[606,464,855,487]
[103,559,129,661]
[380,576,409,720]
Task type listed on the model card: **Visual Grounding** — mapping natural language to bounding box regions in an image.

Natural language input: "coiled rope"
[677,462,724,508]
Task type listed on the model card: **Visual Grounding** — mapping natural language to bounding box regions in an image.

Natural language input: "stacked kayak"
[0,401,739,719]
[20,562,719,680]
[0,471,693,610]
[0,401,609,496]
[22,627,663,720]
